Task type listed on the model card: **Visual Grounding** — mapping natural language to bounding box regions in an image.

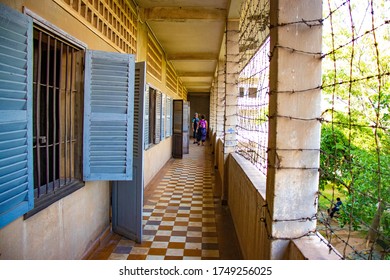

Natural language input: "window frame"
[24,9,88,218]
[165,96,172,138]
[143,85,173,150]
[149,87,156,145]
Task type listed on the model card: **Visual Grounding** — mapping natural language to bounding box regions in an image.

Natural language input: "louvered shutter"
[83,50,134,181]
[112,61,145,242]
[166,97,172,137]
[154,91,161,144]
[160,93,166,141]
[0,4,34,229]
[144,85,150,150]
[169,98,173,136]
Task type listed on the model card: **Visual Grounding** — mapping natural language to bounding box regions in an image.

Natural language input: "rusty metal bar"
[58,42,63,187]
[64,45,69,185]
[35,31,42,197]
[32,25,83,197]
[52,39,58,189]
[69,48,74,180]
[45,36,51,194]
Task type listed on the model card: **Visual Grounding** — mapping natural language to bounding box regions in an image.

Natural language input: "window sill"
[24,181,85,219]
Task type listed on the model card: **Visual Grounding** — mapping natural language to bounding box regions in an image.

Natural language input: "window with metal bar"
[148,87,156,145]
[28,25,85,216]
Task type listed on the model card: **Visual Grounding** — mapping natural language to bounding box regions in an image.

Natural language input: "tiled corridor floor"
[88,140,242,260]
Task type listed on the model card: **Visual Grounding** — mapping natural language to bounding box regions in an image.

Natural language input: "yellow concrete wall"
[227,153,269,259]
[136,13,182,100]
[2,0,120,52]
[144,138,172,187]
[0,181,109,259]
[0,0,178,259]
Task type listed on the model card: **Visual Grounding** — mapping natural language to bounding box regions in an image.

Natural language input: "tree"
[320,0,389,259]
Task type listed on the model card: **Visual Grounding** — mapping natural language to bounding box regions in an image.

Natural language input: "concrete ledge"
[227,153,269,259]
[290,233,342,260]
[230,153,266,198]
[228,153,343,260]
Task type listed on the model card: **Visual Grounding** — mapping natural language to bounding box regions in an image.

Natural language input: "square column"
[267,0,323,259]
[216,61,226,140]
[224,20,239,154]
[222,20,240,202]
[209,83,216,132]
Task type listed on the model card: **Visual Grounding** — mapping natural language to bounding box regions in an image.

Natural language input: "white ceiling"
[135,0,241,93]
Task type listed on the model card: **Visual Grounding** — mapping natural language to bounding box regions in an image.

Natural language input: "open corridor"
[88,140,243,260]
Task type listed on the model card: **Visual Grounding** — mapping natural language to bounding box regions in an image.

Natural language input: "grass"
[318,185,346,210]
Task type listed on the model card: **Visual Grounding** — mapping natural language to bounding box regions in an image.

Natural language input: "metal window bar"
[32,27,82,198]
[58,41,63,190]
[45,35,50,194]
[34,30,42,197]
[64,44,69,186]
[52,39,58,189]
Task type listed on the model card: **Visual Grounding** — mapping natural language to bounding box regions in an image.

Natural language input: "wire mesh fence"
[236,37,270,175]
[236,0,389,259]
[319,0,389,260]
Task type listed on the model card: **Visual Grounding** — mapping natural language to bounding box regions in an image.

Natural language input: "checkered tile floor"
[89,140,241,260]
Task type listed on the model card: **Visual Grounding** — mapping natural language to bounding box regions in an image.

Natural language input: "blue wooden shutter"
[160,93,166,141]
[154,91,161,144]
[83,50,134,181]
[169,98,173,136]
[112,61,146,242]
[0,4,34,229]
[166,97,172,137]
[144,85,150,149]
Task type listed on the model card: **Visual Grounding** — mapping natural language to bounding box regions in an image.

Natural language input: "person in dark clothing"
[196,114,208,146]
[192,112,199,144]
[329,197,342,218]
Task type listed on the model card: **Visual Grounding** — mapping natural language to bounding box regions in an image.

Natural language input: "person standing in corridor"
[192,112,199,144]
[197,114,208,146]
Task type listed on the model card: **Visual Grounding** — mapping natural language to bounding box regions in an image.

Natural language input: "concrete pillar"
[209,82,216,132]
[266,0,322,259]
[212,60,226,200]
[216,61,225,140]
[224,20,239,154]
[209,86,213,132]
[222,20,240,202]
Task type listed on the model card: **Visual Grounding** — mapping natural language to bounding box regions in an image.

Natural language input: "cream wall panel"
[0,182,109,259]
[144,138,172,187]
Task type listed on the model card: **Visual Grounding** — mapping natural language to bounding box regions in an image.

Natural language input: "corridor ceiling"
[135,0,241,93]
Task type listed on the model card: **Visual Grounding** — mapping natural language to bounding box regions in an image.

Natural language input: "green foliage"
[320,118,390,231]
[319,0,390,260]
[320,0,390,235]
[381,211,390,239]
[319,123,352,192]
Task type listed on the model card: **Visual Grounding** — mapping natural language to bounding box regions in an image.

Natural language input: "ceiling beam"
[143,7,226,22]
[183,82,212,88]
[168,53,217,61]
[177,71,215,77]
[188,92,210,96]
[186,88,211,93]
